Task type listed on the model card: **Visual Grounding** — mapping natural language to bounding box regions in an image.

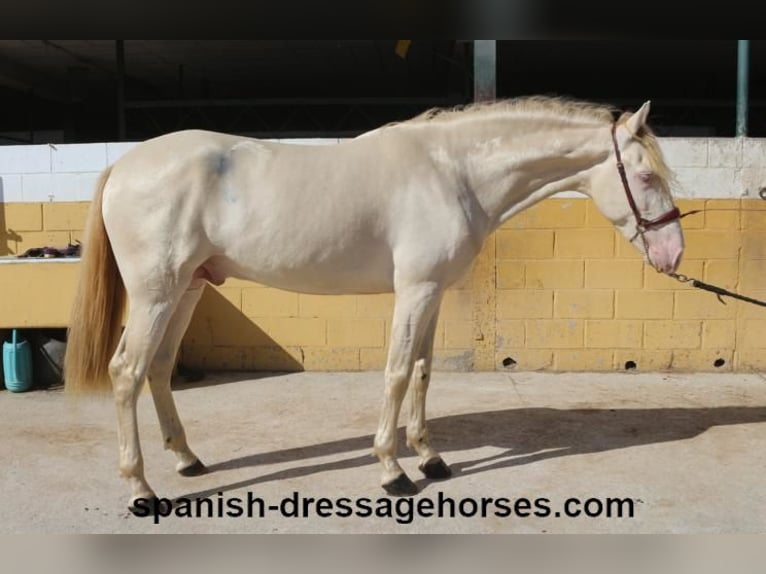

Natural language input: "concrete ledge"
[0,256,80,264]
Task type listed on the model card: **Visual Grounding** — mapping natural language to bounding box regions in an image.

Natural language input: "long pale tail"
[64,166,125,394]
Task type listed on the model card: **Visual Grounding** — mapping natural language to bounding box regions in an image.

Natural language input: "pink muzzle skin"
[646,231,684,274]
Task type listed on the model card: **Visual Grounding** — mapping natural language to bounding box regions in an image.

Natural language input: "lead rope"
[663,196,766,308]
[666,272,766,307]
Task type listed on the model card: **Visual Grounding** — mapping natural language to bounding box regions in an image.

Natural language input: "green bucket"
[3,330,34,392]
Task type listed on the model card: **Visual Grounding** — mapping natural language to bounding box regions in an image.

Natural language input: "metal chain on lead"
[667,272,691,284]
[653,188,766,308]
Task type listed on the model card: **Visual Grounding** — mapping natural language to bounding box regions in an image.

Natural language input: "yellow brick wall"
[3,198,766,372]
[492,198,766,372]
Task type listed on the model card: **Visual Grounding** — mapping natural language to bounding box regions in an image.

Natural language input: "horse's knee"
[384,367,410,395]
[413,357,427,373]
[411,358,430,385]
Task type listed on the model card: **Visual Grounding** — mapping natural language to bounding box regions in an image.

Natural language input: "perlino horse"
[64,96,684,511]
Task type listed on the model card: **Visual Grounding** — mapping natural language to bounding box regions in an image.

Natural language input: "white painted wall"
[0,137,764,203]
[661,138,766,199]
[0,141,142,202]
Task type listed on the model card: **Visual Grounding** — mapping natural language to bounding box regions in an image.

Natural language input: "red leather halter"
[610,122,681,241]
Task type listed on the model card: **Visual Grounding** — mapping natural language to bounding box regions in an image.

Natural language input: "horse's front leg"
[406,311,452,480]
[374,282,443,496]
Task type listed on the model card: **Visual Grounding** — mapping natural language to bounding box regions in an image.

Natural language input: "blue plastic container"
[3,330,34,392]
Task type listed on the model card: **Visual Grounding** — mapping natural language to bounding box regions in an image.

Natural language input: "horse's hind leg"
[110,287,186,510]
[374,282,443,496]
[406,310,452,480]
[146,281,206,477]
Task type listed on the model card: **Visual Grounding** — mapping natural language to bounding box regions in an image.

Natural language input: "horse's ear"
[626,101,651,133]
[616,100,651,146]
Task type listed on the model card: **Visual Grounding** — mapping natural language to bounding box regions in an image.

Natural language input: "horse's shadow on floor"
[177,405,766,500]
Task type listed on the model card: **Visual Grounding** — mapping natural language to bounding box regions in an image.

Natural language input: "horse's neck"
[443,117,611,231]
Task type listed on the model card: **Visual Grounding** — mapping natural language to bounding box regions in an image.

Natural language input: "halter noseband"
[610,122,681,242]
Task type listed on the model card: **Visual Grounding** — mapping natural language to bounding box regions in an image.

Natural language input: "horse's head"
[588,101,684,274]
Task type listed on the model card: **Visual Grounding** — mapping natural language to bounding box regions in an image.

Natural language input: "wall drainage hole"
[502,357,517,368]
[714,358,726,368]
[624,360,637,370]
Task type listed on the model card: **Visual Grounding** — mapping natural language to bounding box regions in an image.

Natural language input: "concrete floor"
[2,370,766,533]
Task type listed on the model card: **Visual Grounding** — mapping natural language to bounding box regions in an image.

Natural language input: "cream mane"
[398,95,676,196]
[409,95,616,126]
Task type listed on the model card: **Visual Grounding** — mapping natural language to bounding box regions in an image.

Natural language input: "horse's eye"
[638,172,654,183]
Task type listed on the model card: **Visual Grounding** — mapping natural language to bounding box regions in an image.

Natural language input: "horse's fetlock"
[406,436,423,450]
[119,460,142,478]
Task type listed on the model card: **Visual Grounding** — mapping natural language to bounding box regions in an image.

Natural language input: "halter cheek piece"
[610,122,682,244]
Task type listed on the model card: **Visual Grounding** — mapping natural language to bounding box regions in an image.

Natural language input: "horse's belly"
[204,251,395,295]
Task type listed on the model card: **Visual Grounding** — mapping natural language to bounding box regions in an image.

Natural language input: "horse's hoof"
[128,495,159,516]
[382,473,419,496]
[178,459,207,477]
[419,458,452,480]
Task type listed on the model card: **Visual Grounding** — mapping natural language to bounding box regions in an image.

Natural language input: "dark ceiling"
[0,40,471,100]
[0,40,473,141]
[1,40,764,143]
